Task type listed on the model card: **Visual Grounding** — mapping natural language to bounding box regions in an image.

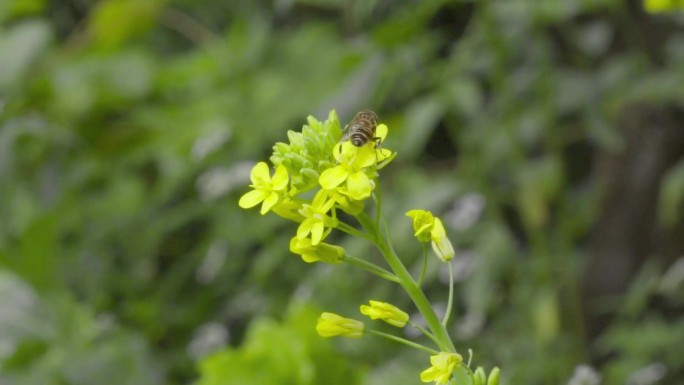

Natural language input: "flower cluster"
[239,110,498,385]
[239,110,395,260]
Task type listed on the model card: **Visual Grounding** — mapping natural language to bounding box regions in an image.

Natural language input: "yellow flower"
[373,124,396,169]
[406,210,455,262]
[420,352,463,385]
[319,122,395,201]
[289,237,344,263]
[324,187,365,215]
[238,162,289,215]
[319,141,377,200]
[316,312,364,338]
[296,189,338,245]
[430,218,455,262]
[359,300,409,328]
[406,210,436,242]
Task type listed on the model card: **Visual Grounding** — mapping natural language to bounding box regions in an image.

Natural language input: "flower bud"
[473,367,487,385]
[487,367,500,385]
[316,312,364,338]
[359,300,409,328]
[430,218,455,262]
[406,210,435,243]
[290,237,344,264]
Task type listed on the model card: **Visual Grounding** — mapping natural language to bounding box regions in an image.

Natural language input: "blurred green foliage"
[198,304,364,385]
[1,0,683,384]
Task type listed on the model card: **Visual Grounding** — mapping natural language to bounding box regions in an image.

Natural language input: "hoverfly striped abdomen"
[343,110,379,147]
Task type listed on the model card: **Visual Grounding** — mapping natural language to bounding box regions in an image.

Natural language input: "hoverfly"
[339,109,394,168]
[342,110,380,147]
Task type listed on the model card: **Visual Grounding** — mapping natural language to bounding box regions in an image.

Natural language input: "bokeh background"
[1,0,683,384]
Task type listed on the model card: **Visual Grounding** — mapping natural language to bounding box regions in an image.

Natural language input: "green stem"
[367,330,439,355]
[356,212,456,353]
[374,180,382,226]
[409,321,449,352]
[337,220,371,240]
[442,261,454,327]
[342,255,399,283]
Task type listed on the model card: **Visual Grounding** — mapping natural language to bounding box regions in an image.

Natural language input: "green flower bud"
[473,367,487,385]
[487,367,500,385]
[316,312,364,338]
[270,110,342,194]
[287,130,305,148]
[300,168,320,181]
[359,300,409,327]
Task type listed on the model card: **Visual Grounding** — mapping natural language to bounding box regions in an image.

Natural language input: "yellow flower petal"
[297,218,314,239]
[311,189,329,207]
[420,366,440,383]
[332,142,343,159]
[319,166,349,189]
[238,189,268,208]
[290,236,304,252]
[347,171,372,200]
[250,162,271,185]
[300,252,319,263]
[355,144,377,169]
[406,210,435,243]
[260,191,280,214]
[271,165,289,190]
[320,196,336,213]
[431,218,455,262]
[376,124,388,141]
[339,141,357,159]
[420,352,462,384]
[376,148,396,168]
[310,221,325,245]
